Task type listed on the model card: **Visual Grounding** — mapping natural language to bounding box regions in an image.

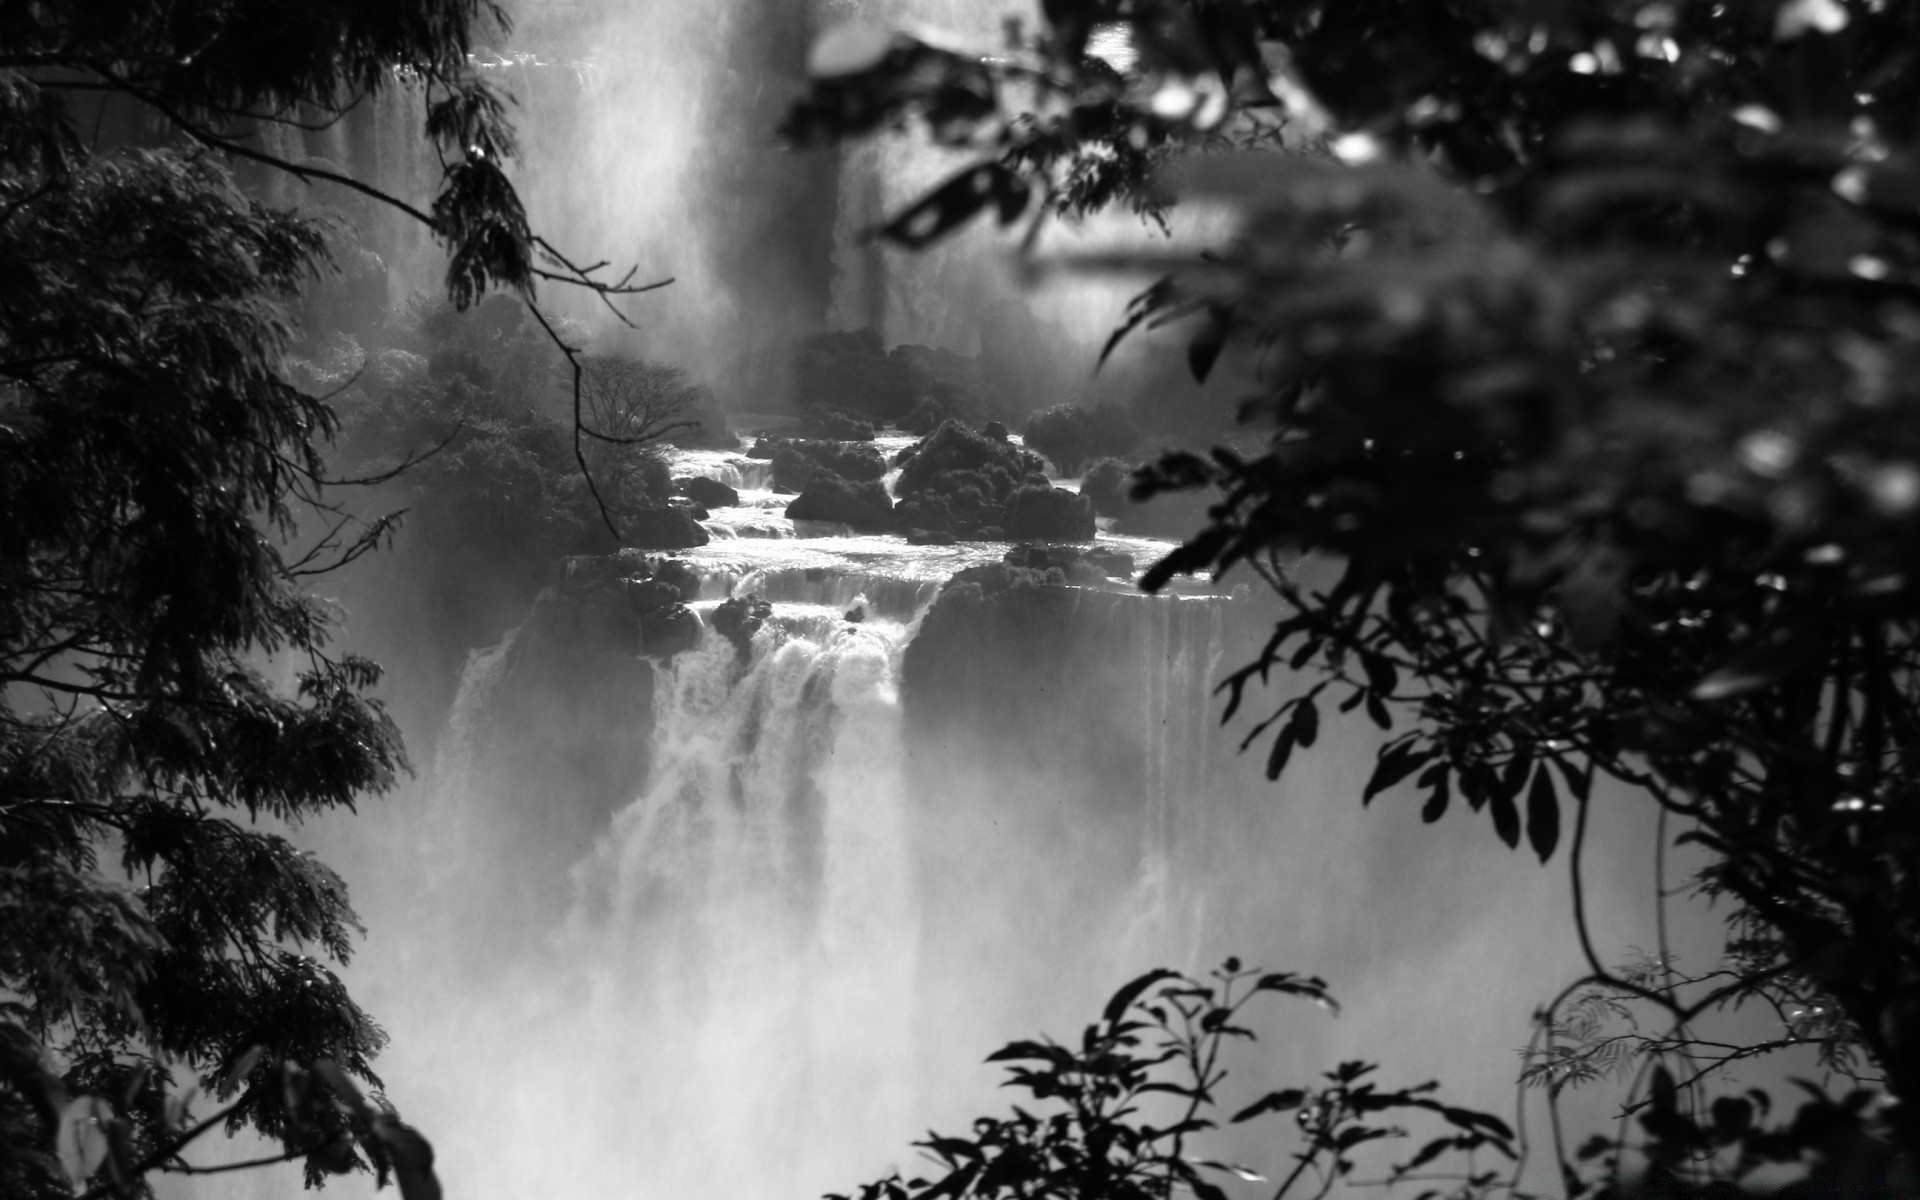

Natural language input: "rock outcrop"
[786,474,895,533]
[768,439,888,493]
[624,506,709,550]
[1002,485,1096,541]
[675,475,740,509]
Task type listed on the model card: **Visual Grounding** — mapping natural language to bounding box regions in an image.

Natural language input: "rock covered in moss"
[639,602,701,661]
[624,505,709,550]
[1002,485,1096,541]
[786,474,895,533]
[1022,403,1141,475]
[769,439,888,493]
[675,475,740,509]
[893,421,1050,539]
[1079,457,1133,517]
[711,593,773,661]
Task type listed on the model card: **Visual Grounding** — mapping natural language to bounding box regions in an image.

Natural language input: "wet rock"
[1002,486,1096,542]
[623,506,709,550]
[675,475,740,509]
[639,602,701,661]
[624,578,683,616]
[746,436,779,459]
[1003,543,1108,586]
[984,420,1009,441]
[906,528,956,546]
[711,593,773,661]
[652,558,702,603]
[786,474,895,533]
[894,421,1050,539]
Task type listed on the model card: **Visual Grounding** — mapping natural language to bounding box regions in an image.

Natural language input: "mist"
[165,3,1764,1199]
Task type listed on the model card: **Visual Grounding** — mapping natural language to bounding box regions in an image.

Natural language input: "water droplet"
[1569,51,1598,74]
[1331,132,1383,164]
[1738,430,1799,477]
[1850,255,1892,281]
[1833,165,1871,204]
[1866,462,1920,514]
[1776,0,1850,39]
[1804,543,1845,564]
[1733,105,1783,134]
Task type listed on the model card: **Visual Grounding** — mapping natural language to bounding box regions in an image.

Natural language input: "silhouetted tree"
[0,2,644,1195]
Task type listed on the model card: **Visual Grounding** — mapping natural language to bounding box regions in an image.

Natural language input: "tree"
[0,2,640,1195]
[578,356,706,509]
[783,0,1920,1183]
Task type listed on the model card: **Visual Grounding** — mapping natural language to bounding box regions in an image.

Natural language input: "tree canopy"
[0,1,627,1195]
[785,0,1920,1185]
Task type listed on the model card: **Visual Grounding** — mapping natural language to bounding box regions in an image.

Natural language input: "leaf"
[985,1040,1061,1064]
[1102,969,1180,1024]
[57,1096,113,1185]
[1488,785,1521,849]
[1526,767,1560,862]
[1232,1088,1307,1122]
[1187,306,1231,383]
[1364,691,1391,730]
[311,1059,370,1118]
[1265,724,1298,780]
[1293,696,1320,748]
[1396,1136,1458,1175]
[219,1045,264,1100]
[879,165,1007,249]
[372,1116,442,1200]
[1363,745,1430,804]
[1419,769,1450,823]
[1360,652,1397,695]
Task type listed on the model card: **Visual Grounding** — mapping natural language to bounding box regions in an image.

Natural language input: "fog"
[166,3,1765,1199]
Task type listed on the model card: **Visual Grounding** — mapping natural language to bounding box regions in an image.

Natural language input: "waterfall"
[438,605,925,1200]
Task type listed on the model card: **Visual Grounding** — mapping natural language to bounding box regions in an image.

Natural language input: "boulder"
[984,420,1009,441]
[895,421,1047,495]
[675,475,740,509]
[786,474,895,533]
[652,558,702,602]
[624,578,683,616]
[711,593,773,661]
[1002,486,1096,541]
[624,506,709,550]
[639,602,701,661]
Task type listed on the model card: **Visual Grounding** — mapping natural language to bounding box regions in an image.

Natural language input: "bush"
[769,440,888,493]
[1022,403,1141,475]
[1079,457,1133,518]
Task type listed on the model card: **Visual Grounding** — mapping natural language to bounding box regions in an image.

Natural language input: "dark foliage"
[786,0,1920,1181]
